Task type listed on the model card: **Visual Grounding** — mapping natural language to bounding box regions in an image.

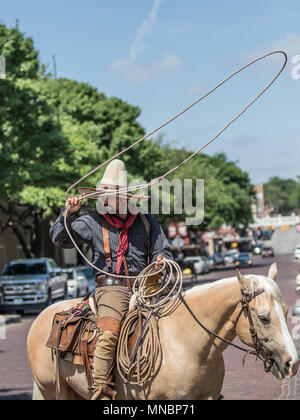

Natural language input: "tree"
[154,143,254,229]
[0,22,41,80]
[264,176,299,215]
[0,24,165,257]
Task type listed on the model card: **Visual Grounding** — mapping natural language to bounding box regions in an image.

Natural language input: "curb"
[0,314,21,326]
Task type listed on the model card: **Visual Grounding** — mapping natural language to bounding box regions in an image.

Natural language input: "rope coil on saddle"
[116,259,183,390]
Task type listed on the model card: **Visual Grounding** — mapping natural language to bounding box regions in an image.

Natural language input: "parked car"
[294,245,300,260]
[224,250,239,265]
[183,256,210,274]
[210,253,226,267]
[0,258,67,314]
[261,246,275,258]
[63,267,89,299]
[295,271,300,294]
[76,266,95,292]
[253,243,264,255]
[235,252,253,267]
[296,224,300,233]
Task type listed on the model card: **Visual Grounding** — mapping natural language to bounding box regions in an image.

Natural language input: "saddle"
[46,294,142,390]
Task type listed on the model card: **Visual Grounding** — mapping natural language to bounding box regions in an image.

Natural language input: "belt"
[95,274,138,288]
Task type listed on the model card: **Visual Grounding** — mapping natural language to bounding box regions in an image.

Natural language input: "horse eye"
[258,315,270,324]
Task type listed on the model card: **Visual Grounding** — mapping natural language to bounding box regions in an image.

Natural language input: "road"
[0,227,299,400]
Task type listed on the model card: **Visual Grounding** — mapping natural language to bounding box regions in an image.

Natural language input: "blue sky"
[1,0,300,184]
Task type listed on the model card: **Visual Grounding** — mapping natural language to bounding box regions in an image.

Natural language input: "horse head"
[235,263,299,380]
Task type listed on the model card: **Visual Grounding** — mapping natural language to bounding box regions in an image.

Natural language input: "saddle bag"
[46,300,98,390]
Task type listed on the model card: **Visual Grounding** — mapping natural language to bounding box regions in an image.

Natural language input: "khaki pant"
[91,285,131,400]
[94,285,131,323]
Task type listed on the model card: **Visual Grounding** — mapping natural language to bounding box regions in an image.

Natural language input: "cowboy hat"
[77,159,149,200]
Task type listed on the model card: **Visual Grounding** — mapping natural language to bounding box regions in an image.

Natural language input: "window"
[3,262,47,276]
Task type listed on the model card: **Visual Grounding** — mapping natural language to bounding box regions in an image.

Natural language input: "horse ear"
[268,263,278,282]
[236,269,252,295]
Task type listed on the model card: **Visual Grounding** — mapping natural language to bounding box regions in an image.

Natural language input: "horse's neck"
[181,278,242,354]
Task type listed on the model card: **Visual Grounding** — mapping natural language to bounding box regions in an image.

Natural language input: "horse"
[27,263,299,400]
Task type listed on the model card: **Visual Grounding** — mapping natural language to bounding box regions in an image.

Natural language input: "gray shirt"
[49,211,173,275]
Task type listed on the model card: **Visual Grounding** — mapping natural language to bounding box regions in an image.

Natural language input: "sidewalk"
[0,313,21,326]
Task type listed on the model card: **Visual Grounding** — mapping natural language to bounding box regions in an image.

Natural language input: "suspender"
[139,213,151,265]
[102,218,112,269]
[101,214,151,272]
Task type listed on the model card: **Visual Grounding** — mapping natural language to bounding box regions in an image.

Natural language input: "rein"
[179,289,275,373]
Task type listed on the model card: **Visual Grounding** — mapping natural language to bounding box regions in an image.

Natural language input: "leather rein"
[179,288,275,373]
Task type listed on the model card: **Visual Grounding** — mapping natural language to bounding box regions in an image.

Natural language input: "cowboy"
[49,159,173,400]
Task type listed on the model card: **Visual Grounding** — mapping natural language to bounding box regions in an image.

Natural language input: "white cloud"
[111,0,182,84]
[186,83,205,97]
[129,0,164,60]
[242,33,300,63]
[111,53,182,84]
[271,33,300,57]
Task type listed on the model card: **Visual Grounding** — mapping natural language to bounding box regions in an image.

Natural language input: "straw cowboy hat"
[78,159,149,200]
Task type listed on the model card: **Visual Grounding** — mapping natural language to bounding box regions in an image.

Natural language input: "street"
[0,227,300,400]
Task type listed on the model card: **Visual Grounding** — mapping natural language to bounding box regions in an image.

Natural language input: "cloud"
[111,53,182,84]
[271,33,300,57]
[186,83,205,97]
[241,33,300,63]
[129,0,164,60]
[111,0,182,83]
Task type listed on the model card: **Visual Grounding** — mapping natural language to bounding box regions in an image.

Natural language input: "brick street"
[0,227,300,400]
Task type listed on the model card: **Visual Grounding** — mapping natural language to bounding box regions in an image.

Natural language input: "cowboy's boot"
[91,318,121,400]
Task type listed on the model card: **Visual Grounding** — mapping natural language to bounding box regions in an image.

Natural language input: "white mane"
[186,274,284,304]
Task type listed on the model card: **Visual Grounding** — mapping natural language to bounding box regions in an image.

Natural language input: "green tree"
[0,24,165,258]
[264,176,299,215]
[154,143,254,229]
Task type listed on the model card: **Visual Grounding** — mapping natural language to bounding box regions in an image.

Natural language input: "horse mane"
[186,274,284,305]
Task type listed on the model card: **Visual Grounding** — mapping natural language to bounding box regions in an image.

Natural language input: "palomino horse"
[27,263,299,400]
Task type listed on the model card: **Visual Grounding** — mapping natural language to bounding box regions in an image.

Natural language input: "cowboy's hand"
[155,254,165,271]
[64,195,84,215]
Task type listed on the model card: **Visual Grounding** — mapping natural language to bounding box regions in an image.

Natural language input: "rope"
[117,308,162,387]
[116,259,183,389]
[63,51,287,277]
[66,50,287,198]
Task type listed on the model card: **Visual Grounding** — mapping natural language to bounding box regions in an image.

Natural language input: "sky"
[1,0,300,184]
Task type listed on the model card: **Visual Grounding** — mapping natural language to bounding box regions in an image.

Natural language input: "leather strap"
[102,218,112,269]
[80,340,93,389]
[139,214,151,265]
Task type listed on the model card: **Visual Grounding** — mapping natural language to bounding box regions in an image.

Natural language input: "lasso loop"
[66,50,287,197]
[64,50,287,277]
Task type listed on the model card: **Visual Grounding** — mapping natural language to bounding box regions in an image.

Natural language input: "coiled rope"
[116,259,183,389]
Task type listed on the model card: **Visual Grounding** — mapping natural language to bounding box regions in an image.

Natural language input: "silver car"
[0,258,67,314]
[184,256,210,274]
[63,267,89,299]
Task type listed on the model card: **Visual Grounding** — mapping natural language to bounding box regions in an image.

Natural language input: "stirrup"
[91,383,117,401]
[91,386,104,401]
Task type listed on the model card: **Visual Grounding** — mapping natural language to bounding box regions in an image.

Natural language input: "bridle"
[179,288,275,373]
[234,289,275,372]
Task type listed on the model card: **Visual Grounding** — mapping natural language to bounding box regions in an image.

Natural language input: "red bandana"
[101,213,138,274]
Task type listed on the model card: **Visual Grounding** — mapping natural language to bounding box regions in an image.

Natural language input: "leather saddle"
[46,294,141,389]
